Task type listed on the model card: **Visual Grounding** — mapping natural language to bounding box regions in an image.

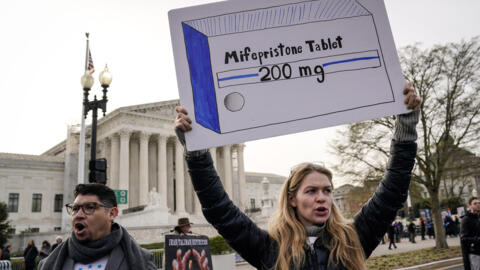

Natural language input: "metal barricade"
[151,249,164,269]
[0,260,12,270]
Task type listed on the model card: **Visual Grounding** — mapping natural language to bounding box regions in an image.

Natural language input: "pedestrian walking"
[445,215,456,238]
[388,223,397,250]
[408,221,416,243]
[175,83,421,270]
[420,218,426,240]
[395,221,403,243]
[426,219,435,239]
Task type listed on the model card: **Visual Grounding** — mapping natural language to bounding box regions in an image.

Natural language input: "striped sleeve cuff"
[393,110,420,142]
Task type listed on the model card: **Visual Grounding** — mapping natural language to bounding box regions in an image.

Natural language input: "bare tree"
[330,37,480,249]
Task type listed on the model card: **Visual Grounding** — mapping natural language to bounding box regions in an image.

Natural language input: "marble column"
[223,145,233,199]
[139,131,150,206]
[237,144,246,210]
[110,134,120,189]
[119,129,130,209]
[98,140,105,159]
[175,139,186,213]
[157,135,168,207]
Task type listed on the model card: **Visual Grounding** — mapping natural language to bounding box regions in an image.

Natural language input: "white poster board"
[169,0,408,151]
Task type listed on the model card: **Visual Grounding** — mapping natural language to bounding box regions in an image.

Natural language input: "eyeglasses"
[65,202,110,215]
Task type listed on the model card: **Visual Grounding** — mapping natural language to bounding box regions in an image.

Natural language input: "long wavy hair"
[268,163,366,270]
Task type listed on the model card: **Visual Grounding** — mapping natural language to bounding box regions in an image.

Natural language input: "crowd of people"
[384,213,462,247]
[0,238,63,269]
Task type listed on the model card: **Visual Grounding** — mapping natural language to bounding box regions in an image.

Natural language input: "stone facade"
[0,153,64,234]
[244,172,286,220]
[333,184,354,214]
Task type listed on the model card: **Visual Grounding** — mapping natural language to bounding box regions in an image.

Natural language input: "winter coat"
[186,140,417,270]
[387,225,395,240]
[23,245,38,269]
[461,211,480,255]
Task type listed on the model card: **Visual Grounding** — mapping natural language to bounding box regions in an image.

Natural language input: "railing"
[0,260,12,270]
[151,249,164,269]
[9,258,25,270]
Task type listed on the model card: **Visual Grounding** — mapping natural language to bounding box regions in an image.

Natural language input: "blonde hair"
[268,163,367,270]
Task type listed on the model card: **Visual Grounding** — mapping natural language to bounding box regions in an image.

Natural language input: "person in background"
[408,220,416,243]
[50,236,63,252]
[444,215,457,238]
[388,223,397,250]
[420,218,426,240]
[23,239,38,270]
[38,240,51,261]
[1,245,11,261]
[426,218,435,239]
[460,197,480,270]
[173,217,194,235]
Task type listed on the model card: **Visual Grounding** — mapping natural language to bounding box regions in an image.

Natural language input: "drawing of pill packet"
[182,0,394,134]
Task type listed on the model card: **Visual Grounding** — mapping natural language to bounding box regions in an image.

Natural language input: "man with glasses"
[38,183,156,270]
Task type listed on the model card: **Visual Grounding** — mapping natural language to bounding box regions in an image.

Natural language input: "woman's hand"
[175,106,192,132]
[403,82,422,110]
[394,82,422,141]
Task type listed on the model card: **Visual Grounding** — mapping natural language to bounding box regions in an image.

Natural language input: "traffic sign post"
[114,190,128,205]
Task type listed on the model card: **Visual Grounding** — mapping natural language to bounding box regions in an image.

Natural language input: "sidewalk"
[236,236,462,270]
[371,236,460,257]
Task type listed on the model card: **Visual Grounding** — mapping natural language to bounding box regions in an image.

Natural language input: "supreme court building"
[1,99,286,249]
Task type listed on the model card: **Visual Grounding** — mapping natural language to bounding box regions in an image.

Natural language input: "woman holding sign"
[174,83,421,270]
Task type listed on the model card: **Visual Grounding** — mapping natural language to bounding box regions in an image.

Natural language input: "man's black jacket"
[186,140,416,270]
[460,210,480,270]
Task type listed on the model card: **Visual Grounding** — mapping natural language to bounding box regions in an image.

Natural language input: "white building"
[0,99,286,251]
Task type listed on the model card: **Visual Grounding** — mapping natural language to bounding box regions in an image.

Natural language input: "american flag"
[87,49,95,74]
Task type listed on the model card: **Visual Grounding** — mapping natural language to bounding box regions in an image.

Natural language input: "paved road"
[236,236,462,270]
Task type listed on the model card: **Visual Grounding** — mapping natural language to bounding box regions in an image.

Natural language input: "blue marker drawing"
[218,73,259,82]
[323,56,379,67]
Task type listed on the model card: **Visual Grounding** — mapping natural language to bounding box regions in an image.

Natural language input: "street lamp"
[80,65,112,184]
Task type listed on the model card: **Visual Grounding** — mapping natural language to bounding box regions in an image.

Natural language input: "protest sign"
[164,235,214,270]
[169,0,408,150]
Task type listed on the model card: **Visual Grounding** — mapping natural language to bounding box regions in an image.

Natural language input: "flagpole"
[78,33,90,184]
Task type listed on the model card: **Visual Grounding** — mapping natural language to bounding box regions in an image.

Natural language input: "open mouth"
[74,223,86,234]
[315,207,329,216]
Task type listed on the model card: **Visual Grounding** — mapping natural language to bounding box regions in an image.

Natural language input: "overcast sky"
[0,0,478,185]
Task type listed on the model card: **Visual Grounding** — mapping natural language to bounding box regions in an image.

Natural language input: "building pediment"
[107,99,180,122]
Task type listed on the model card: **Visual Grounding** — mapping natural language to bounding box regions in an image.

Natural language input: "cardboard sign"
[169,0,408,151]
[164,235,214,270]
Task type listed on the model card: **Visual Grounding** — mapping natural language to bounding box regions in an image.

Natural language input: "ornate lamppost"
[80,65,112,184]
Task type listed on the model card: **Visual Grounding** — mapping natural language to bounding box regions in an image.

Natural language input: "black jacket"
[23,245,38,267]
[460,211,480,270]
[186,140,416,270]
[1,248,10,260]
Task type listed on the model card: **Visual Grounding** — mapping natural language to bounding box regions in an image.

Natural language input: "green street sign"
[114,190,128,204]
